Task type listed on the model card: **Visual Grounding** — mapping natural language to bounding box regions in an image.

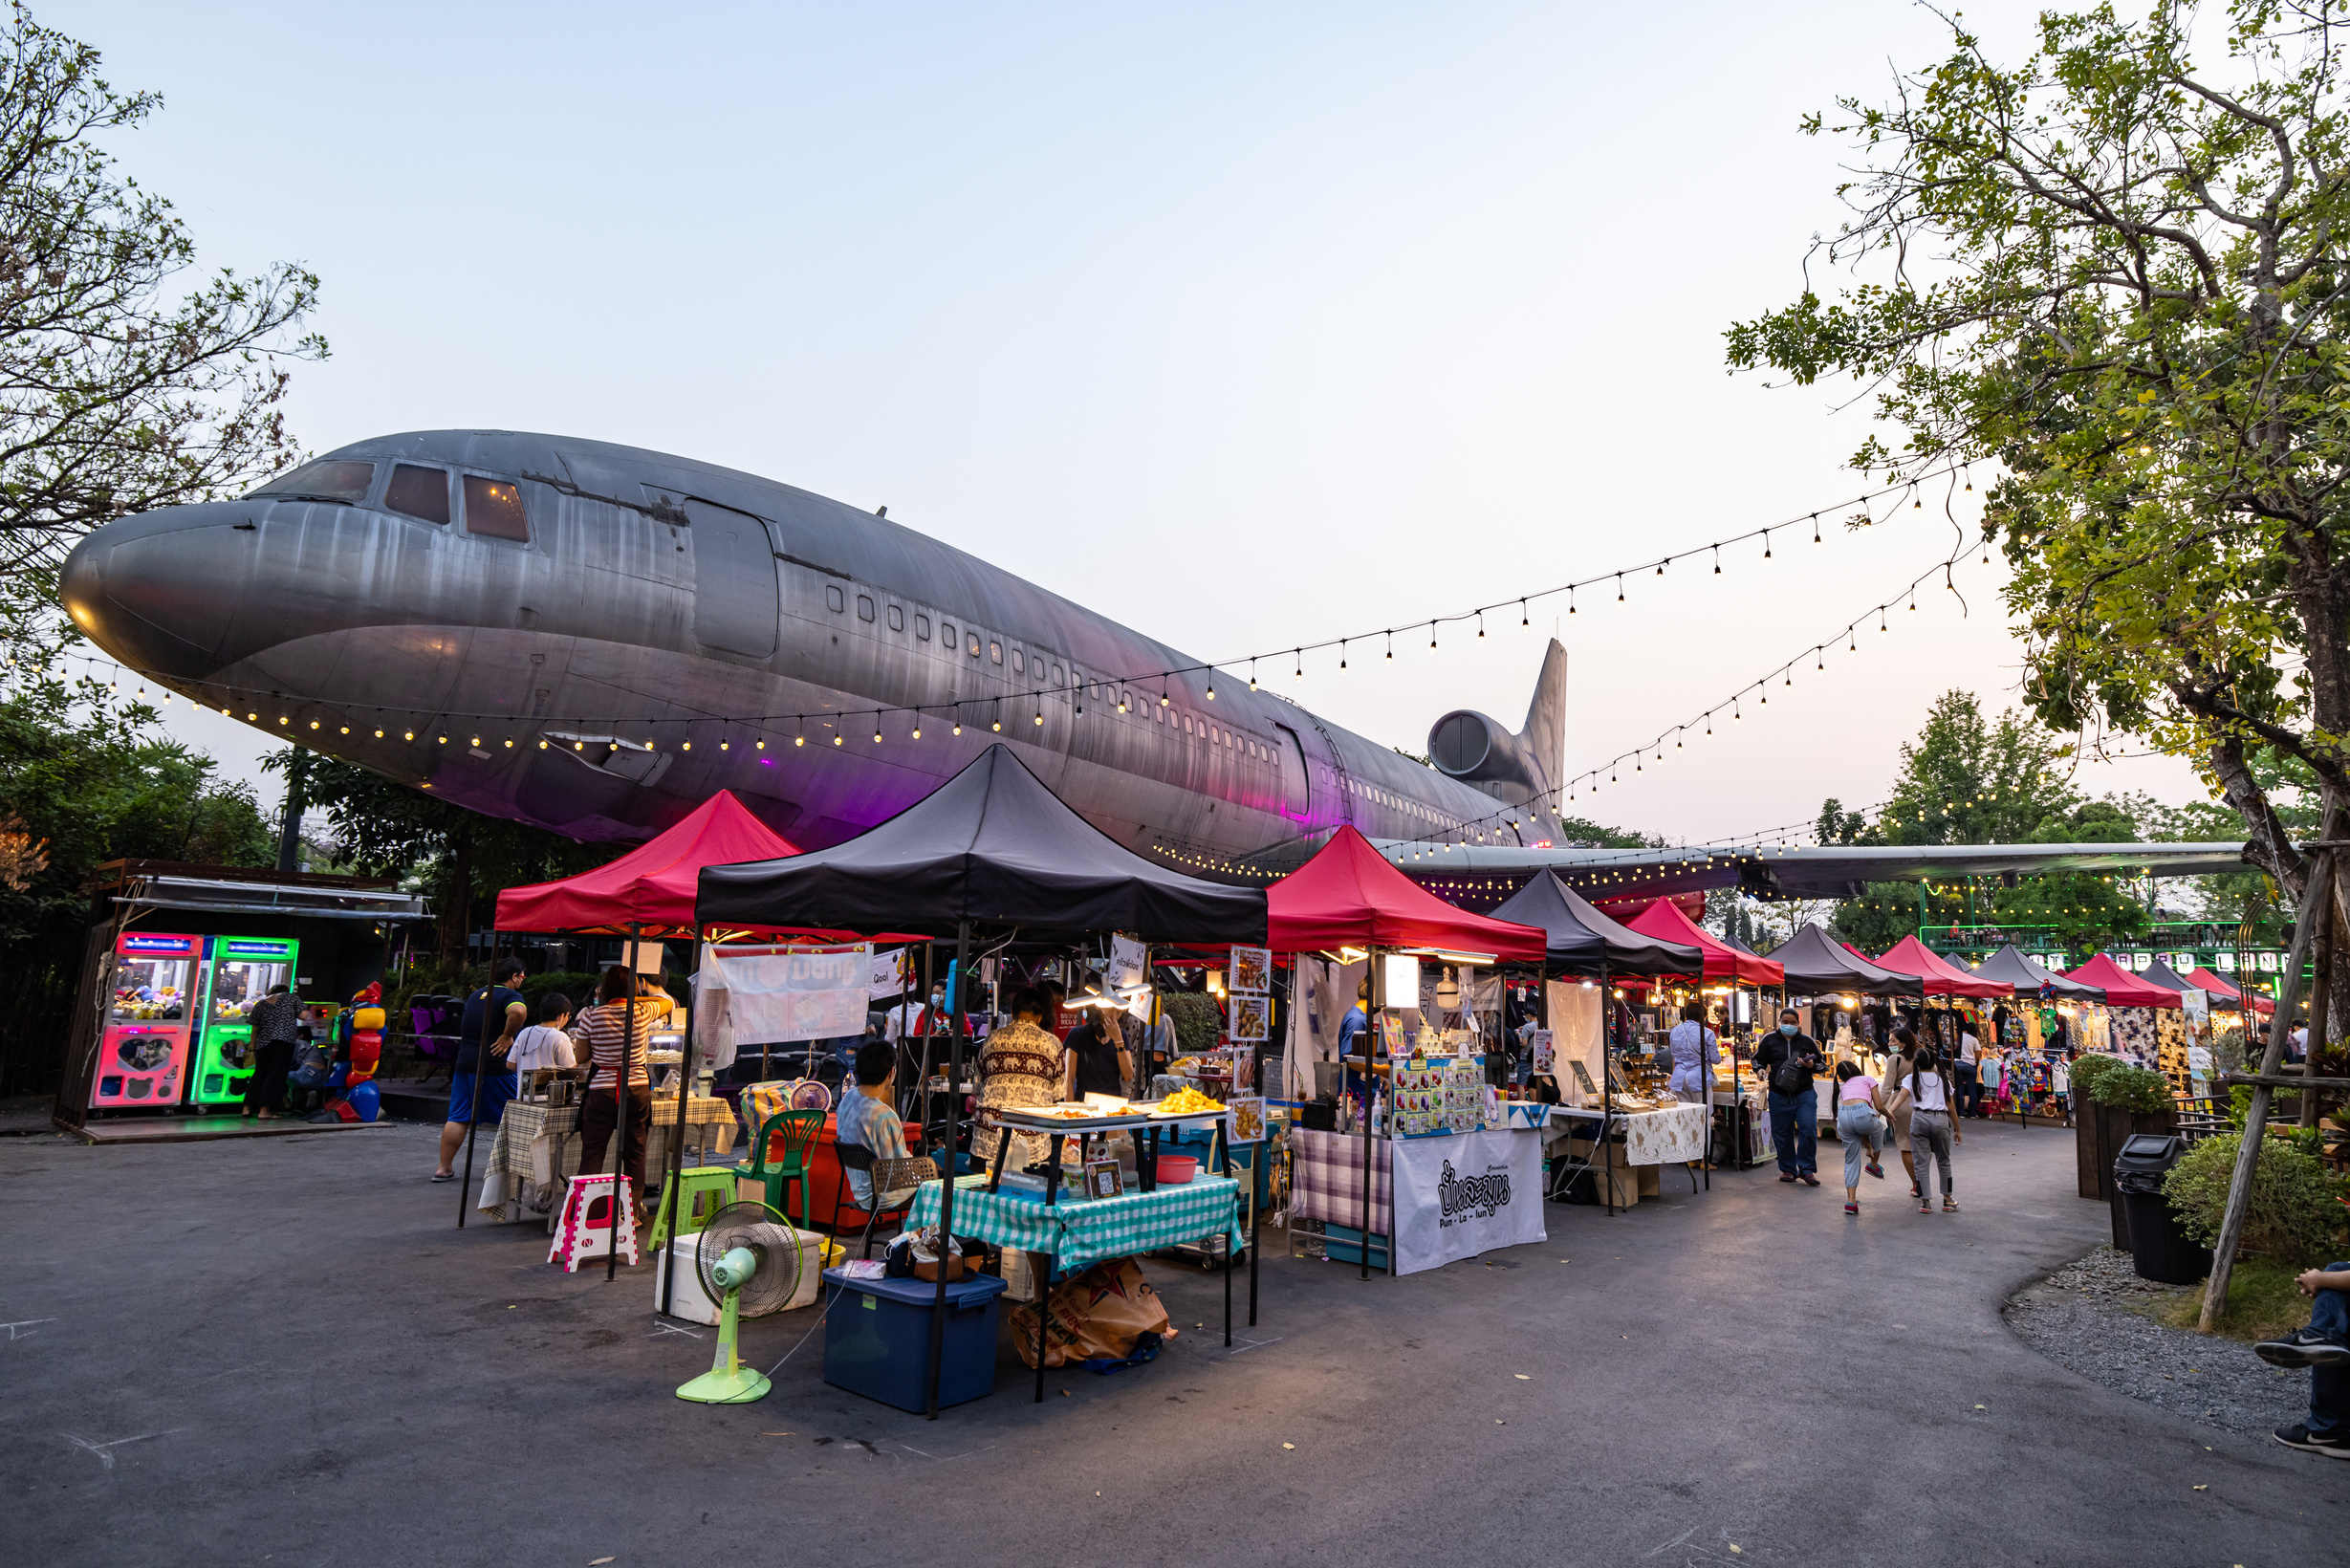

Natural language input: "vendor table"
[904,1170,1242,1403]
[1288,1125,1546,1274]
[1541,1101,1708,1209]
[475,1097,737,1225]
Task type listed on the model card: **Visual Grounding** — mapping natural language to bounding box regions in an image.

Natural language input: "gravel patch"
[2004,1245,2305,1437]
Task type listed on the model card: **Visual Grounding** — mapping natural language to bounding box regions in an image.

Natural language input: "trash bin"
[2113,1134,2210,1285]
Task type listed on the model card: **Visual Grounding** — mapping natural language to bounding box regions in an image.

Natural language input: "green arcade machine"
[187,936,299,1107]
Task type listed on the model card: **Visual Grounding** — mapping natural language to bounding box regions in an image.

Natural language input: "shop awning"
[1485,871,1704,977]
[1971,943,2105,1002]
[1621,898,1785,985]
[1871,935,2013,999]
[696,745,1267,945]
[2187,966,2274,1015]
[1268,826,1544,959]
[2059,953,2180,1007]
[497,790,803,938]
[1773,924,1920,997]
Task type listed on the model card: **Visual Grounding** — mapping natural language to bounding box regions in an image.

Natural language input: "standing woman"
[1882,1026,1921,1199]
[573,966,671,1219]
[1665,1001,1719,1106]
[1907,1039,1964,1213]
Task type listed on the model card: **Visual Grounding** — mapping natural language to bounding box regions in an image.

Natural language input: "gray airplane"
[58,428,2247,906]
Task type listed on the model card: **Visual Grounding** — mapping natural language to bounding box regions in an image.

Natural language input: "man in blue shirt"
[434,959,526,1182]
[1338,978,1372,1111]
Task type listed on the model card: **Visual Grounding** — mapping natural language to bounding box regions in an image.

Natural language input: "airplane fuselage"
[60,430,1563,874]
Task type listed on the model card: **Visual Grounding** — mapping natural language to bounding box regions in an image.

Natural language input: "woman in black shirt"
[1061,1009,1134,1100]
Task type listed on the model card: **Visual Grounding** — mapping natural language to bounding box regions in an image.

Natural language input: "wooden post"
[2199,796,2340,1332]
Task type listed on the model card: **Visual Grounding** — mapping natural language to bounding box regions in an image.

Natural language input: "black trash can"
[2113,1134,2211,1284]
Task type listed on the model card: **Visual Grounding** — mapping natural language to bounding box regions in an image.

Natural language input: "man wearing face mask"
[1752,1008,1829,1186]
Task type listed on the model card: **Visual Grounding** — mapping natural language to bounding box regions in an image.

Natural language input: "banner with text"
[1390,1127,1545,1275]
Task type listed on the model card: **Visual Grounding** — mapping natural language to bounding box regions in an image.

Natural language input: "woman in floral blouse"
[974,987,1062,1170]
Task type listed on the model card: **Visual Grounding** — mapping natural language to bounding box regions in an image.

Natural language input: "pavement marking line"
[647,1322,705,1339]
[1643,1524,1700,1556]
[62,1428,189,1470]
[4,1318,57,1340]
[1225,1336,1284,1356]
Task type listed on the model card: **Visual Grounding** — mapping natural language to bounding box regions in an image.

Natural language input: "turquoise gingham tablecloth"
[903,1174,1243,1275]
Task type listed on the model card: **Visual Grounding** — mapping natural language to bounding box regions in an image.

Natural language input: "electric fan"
[675,1201,806,1405]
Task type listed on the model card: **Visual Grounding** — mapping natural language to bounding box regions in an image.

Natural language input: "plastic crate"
[1322,1223,1388,1270]
[820,1267,1009,1413]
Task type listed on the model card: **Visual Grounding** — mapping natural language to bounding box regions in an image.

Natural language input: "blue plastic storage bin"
[821,1268,1009,1413]
[1322,1223,1388,1269]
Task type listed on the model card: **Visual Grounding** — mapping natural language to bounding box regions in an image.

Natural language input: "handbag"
[1769,1040,1810,1096]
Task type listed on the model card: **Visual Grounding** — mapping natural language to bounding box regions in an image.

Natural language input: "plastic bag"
[1007,1257,1176,1369]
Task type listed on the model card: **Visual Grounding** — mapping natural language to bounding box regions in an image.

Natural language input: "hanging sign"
[711,946,872,1042]
[1228,945,1271,995]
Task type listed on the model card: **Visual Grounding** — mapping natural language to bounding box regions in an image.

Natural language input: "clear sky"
[59,0,2209,842]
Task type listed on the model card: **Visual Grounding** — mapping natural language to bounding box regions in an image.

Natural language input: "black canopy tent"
[1487,871,1704,977]
[1974,943,2106,1003]
[695,745,1268,1415]
[2136,956,2210,1002]
[1772,924,1923,998]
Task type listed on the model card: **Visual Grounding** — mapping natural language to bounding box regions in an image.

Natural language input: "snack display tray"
[994,1104,1229,1132]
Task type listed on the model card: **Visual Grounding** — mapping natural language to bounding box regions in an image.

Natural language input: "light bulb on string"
[1428,622,1437,653]
[1763,530,1773,558]
[1295,648,1303,680]
[1657,557,1666,577]
[1712,546,1721,575]
[1249,659,1257,691]
[1812,513,1821,543]
[1617,574,1624,602]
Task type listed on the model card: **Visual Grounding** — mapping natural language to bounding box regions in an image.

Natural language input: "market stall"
[1620,895,1785,1167]
[697,744,1268,1414]
[2059,953,2181,1070]
[1267,827,1549,1270]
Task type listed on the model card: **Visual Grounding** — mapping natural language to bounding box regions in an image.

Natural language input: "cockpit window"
[383,464,451,525]
[251,459,375,504]
[462,475,529,541]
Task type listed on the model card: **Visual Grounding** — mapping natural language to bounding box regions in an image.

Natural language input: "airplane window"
[251,458,375,503]
[888,605,903,632]
[383,465,450,524]
[828,586,846,613]
[968,632,980,657]
[462,476,529,541]
[915,614,930,640]
[1012,649,1025,674]
[990,642,1001,664]
[1053,664,1064,686]
[857,595,875,621]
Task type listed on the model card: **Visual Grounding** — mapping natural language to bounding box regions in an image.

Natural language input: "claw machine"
[188,936,299,1107]
[92,931,202,1110]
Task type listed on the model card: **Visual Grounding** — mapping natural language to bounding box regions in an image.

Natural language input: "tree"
[0,5,321,579]
[1726,0,2350,909]
[271,751,607,971]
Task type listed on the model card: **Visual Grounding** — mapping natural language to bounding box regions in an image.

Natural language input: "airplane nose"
[59,504,256,679]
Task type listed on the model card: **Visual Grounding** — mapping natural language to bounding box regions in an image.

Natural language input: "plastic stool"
[647,1165,737,1250]
[550,1173,639,1272]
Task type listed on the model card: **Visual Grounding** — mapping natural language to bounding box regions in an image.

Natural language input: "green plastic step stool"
[648,1165,739,1251]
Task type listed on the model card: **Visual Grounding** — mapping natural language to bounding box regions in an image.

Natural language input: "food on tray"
[1154,1085,1225,1115]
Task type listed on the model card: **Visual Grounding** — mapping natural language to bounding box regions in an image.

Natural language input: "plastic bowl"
[1156,1155,1199,1185]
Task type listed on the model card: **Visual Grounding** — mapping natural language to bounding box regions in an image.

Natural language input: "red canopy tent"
[2059,953,2179,1008]
[1267,827,1545,958]
[2187,966,2275,1016]
[1870,936,2013,999]
[1621,898,1785,986]
[497,790,802,936]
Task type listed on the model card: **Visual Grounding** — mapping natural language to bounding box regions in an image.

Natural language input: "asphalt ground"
[2,1115,2339,1567]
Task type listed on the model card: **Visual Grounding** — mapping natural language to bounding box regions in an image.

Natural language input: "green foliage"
[2165,1132,2348,1263]
[1160,992,1222,1056]
[2067,1051,2120,1104]
[1728,1,2350,882]
[2087,1063,2175,1113]
[1553,816,1649,850]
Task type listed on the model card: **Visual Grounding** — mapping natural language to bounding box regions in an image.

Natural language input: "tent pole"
[1601,958,1614,1215]
[917,944,936,1137]
[456,930,500,1229]
[1360,944,1376,1280]
[612,922,642,1284]
[925,920,970,1419]
[657,927,699,1318]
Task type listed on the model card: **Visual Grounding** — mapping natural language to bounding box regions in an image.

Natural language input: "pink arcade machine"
[92,930,202,1110]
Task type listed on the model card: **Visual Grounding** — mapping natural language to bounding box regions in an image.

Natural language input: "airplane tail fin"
[1519,639,1566,796]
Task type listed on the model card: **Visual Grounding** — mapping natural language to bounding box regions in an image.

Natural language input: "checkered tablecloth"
[476,1098,736,1223]
[903,1173,1242,1275]
[1543,1102,1709,1165]
[1289,1127,1389,1227]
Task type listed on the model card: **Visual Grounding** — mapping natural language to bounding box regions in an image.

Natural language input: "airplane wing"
[1360,839,2255,905]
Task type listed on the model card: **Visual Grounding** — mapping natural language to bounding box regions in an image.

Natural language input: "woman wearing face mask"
[1752,1008,1828,1186]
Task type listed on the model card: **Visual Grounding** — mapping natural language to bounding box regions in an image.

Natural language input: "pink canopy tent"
[2187,966,2276,1016]
[1266,827,1546,959]
[1621,898,1785,986]
[1870,936,2012,999]
[2058,953,2179,1008]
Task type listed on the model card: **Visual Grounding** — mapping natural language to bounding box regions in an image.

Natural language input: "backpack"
[1770,1039,1811,1096]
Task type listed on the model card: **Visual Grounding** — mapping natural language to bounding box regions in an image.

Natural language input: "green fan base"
[676,1366,771,1404]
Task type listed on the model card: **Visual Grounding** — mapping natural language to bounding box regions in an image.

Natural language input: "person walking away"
[1666,1001,1718,1106]
[433,960,526,1180]
[1907,1042,1963,1212]
[1881,1027,1921,1196]
[2254,1265,2350,1456]
[1954,1023,1981,1118]
[1833,1061,1888,1215]
[572,967,670,1218]
[241,983,303,1121]
[1752,1008,1827,1186]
